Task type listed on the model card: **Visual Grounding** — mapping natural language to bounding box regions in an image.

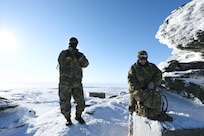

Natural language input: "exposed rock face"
[0,97,18,111]
[164,60,204,72]
[163,60,204,102]
[164,73,204,102]
[156,0,204,103]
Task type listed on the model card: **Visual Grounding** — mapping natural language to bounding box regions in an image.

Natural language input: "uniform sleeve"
[77,52,89,68]
[152,64,162,87]
[128,64,141,93]
[58,50,67,64]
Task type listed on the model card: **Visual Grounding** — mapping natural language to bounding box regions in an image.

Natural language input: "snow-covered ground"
[1,84,204,136]
[0,85,129,136]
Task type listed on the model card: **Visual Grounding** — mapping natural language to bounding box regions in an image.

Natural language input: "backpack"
[135,89,173,122]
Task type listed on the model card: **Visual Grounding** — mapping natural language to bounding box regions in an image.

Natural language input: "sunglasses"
[139,57,147,60]
[138,54,148,60]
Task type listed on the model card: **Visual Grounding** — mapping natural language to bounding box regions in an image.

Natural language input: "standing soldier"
[58,37,89,126]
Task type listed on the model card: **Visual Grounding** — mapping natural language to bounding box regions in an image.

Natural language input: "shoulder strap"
[161,94,168,113]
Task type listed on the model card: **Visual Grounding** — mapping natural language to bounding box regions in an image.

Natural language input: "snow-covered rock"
[0,97,18,111]
[132,90,204,136]
[155,0,204,103]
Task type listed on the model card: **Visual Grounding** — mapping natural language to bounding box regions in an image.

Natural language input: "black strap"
[161,94,168,113]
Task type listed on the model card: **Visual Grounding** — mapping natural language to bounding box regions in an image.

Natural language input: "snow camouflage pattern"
[128,60,162,118]
[58,49,89,120]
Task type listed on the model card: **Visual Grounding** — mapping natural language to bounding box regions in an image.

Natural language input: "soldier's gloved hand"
[148,82,154,89]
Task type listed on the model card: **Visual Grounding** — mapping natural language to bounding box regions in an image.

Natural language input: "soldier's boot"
[75,115,85,124]
[65,117,72,126]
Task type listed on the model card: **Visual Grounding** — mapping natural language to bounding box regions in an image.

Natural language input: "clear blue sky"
[0,0,191,87]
